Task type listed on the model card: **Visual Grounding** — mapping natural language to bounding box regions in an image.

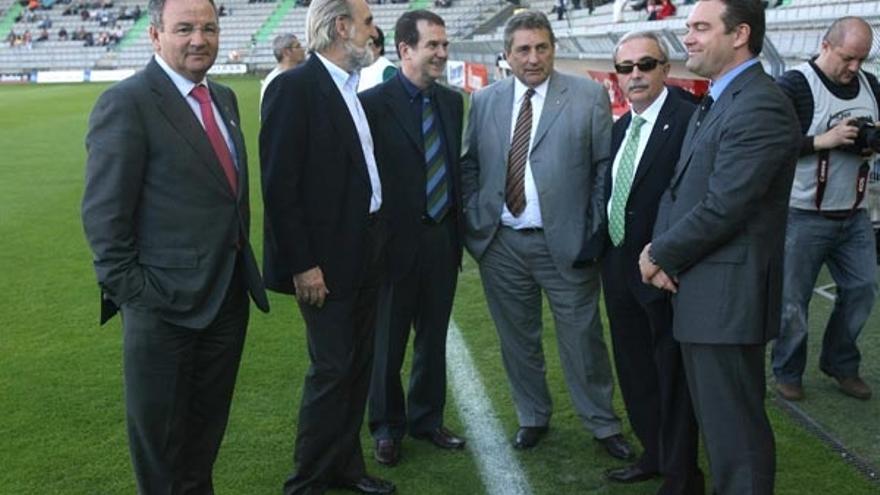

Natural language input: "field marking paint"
[814,283,836,302]
[447,320,533,495]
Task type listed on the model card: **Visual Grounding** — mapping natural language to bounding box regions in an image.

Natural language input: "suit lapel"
[211,85,246,201]
[492,78,515,160]
[384,77,422,153]
[146,60,234,196]
[531,73,567,151]
[630,93,676,192]
[668,64,764,189]
[311,57,370,186]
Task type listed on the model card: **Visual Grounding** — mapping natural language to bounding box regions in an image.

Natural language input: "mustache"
[626,81,649,91]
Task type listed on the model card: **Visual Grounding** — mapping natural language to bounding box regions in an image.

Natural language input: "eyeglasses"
[614,57,667,74]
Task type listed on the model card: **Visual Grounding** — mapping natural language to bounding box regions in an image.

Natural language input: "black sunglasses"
[614,57,667,75]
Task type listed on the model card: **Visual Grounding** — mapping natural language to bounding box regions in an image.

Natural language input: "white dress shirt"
[315,52,383,213]
[607,87,669,217]
[154,54,238,168]
[501,76,550,229]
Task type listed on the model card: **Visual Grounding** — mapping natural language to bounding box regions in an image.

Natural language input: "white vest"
[790,62,878,211]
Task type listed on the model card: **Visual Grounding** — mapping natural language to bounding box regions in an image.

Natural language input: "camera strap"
[814,149,869,219]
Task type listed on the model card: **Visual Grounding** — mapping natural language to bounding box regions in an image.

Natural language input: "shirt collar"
[514,75,550,103]
[709,57,760,101]
[398,70,431,101]
[154,54,207,98]
[315,51,359,94]
[630,86,668,126]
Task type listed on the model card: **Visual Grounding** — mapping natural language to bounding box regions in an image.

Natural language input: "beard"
[343,29,374,71]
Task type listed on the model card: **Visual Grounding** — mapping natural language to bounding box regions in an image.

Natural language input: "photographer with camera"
[773,16,879,402]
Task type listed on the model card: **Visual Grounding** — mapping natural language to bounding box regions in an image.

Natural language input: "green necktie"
[609,115,646,246]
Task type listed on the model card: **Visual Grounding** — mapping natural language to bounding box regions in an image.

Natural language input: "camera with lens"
[839,116,880,154]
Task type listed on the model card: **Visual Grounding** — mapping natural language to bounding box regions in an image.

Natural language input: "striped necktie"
[506,88,535,217]
[423,92,449,222]
[608,115,646,246]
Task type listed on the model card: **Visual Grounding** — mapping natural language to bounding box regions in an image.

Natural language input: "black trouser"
[122,262,249,495]
[284,218,386,495]
[602,248,702,495]
[369,215,458,439]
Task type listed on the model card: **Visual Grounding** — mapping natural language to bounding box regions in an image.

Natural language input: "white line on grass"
[815,283,836,302]
[446,320,533,495]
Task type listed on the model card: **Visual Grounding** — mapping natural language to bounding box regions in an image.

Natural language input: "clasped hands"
[638,243,677,293]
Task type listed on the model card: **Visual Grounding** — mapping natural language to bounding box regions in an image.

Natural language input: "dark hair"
[703,0,764,56]
[503,10,555,54]
[371,26,385,56]
[394,9,445,57]
[149,0,217,28]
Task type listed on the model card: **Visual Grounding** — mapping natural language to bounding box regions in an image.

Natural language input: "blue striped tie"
[423,93,449,222]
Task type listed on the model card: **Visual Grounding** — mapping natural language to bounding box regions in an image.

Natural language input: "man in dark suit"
[360,10,465,466]
[590,30,702,494]
[639,1,800,493]
[81,0,269,491]
[260,0,394,493]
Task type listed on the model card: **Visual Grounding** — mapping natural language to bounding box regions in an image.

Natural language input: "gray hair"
[306,0,352,52]
[148,0,217,28]
[503,10,555,54]
[273,33,299,62]
[612,30,669,62]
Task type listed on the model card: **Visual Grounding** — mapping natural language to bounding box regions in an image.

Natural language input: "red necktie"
[190,84,238,194]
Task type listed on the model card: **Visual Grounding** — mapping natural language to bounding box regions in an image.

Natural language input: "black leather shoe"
[374,438,401,466]
[334,475,396,494]
[605,464,659,483]
[596,434,635,460]
[513,426,548,449]
[412,426,466,449]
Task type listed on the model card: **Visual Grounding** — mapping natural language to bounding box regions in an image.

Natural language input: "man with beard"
[360,9,466,466]
[639,0,800,493]
[260,0,393,493]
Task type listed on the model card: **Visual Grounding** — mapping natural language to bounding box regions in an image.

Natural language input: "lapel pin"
[663,124,669,131]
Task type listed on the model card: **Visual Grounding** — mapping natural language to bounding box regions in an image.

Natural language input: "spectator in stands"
[218,3,227,15]
[552,0,567,21]
[37,28,49,41]
[357,26,396,92]
[58,26,68,39]
[81,0,268,493]
[772,16,879,402]
[260,33,306,105]
[434,0,451,7]
[647,0,675,19]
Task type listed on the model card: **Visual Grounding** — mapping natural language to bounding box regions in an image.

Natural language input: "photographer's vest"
[789,62,878,214]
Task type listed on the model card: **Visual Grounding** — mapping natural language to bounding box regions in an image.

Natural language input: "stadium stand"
[0,0,877,77]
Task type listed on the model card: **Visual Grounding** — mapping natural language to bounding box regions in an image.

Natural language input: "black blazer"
[260,55,381,296]
[359,75,465,281]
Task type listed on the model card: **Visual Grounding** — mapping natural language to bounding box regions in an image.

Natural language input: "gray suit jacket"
[82,58,269,328]
[461,70,611,282]
[651,63,800,345]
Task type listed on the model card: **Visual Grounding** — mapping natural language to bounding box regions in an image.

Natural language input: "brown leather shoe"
[374,439,401,466]
[835,376,872,400]
[776,382,804,401]
[412,426,466,450]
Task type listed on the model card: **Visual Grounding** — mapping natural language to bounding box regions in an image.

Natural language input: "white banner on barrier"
[35,70,85,84]
[89,69,137,82]
[208,64,247,75]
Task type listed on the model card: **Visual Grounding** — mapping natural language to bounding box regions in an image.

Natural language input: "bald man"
[772,16,879,402]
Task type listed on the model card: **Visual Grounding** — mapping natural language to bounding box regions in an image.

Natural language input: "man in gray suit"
[639,1,800,493]
[81,0,269,491]
[460,10,631,459]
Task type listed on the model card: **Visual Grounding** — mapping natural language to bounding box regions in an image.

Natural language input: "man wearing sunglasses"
[587,30,703,494]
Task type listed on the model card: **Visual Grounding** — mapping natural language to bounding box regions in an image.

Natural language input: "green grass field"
[1,76,877,494]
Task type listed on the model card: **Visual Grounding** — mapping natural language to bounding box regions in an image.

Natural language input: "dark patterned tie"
[506,88,535,217]
[423,93,449,222]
